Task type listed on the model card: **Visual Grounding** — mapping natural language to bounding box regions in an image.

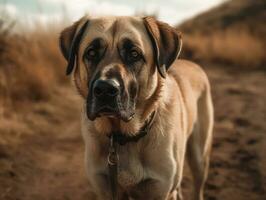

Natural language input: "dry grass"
[0,19,70,146]
[181,29,265,68]
[0,20,68,109]
[178,0,265,69]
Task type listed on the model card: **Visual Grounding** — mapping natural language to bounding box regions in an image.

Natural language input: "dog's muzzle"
[87,79,123,120]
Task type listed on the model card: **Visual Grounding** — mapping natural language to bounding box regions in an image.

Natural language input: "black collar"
[108,111,156,145]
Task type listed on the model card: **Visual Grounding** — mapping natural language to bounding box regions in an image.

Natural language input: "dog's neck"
[107,110,156,145]
[140,74,164,121]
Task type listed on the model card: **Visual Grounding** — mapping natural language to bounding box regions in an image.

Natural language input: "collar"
[108,111,156,145]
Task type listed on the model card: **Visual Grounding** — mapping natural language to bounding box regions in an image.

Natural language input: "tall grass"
[181,29,265,68]
[0,20,67,107]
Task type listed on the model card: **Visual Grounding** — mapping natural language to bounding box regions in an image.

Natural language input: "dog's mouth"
[97,106,118,117]
[86,100,135,122]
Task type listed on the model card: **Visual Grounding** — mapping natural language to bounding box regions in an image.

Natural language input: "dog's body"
[59,16,213,200]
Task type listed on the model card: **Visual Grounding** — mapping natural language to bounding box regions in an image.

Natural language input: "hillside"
[179,0,265,36]
[178,0,266,68]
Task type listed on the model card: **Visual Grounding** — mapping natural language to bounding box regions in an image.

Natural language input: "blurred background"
[0,0,265,199]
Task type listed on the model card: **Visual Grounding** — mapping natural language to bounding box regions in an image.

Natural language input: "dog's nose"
[93,79,119,98]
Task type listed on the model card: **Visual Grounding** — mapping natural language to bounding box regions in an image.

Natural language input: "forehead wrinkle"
[116,18,145,48]
[78,22,105,46]
[79,32,107,54]
[93,23,105,32]
[79,17,147,56]
[87,18,120,50]
[91,17,115,31]
[106,19,118,48]
[79,22,112,52]
[80,18,115,44]
[118,31,145,54]
[111,20,118,39]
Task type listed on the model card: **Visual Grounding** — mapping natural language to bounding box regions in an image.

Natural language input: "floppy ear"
[143,17,182,78]
[59,19,89,75]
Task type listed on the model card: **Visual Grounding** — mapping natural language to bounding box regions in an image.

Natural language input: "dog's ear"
[143,17,182,78]
[59,18,89,75]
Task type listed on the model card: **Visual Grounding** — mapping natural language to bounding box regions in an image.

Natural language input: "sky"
[0,0,225,26]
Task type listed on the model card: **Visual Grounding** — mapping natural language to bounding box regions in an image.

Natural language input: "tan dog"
[59,15,214,200]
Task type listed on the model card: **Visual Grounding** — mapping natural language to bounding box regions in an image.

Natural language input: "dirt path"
[13,122,89,200]
[0,88,90,200]
[195,65,266,200]
[0,64,265,200]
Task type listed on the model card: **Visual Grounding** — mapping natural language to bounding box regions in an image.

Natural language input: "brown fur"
[59,15,214,200]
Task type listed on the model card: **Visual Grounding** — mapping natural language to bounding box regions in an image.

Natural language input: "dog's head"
[59,16,182,124]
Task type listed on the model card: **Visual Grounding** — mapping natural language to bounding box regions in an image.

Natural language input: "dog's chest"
[116,145,145,188]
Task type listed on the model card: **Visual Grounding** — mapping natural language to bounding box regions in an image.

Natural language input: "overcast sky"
[1,0,225,26]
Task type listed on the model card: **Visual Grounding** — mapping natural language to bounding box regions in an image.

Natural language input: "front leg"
[128,178,173,200]
[89,173,128,200]
[88,173,111,200]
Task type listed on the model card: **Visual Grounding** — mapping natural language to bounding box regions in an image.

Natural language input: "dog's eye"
[127,49,141,62]
[130,50,139,58]
[86,49,97,59]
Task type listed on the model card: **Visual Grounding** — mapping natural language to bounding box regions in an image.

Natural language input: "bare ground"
[0,63,265,200]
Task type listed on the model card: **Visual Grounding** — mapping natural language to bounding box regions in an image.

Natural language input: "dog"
[59,15,214,200]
